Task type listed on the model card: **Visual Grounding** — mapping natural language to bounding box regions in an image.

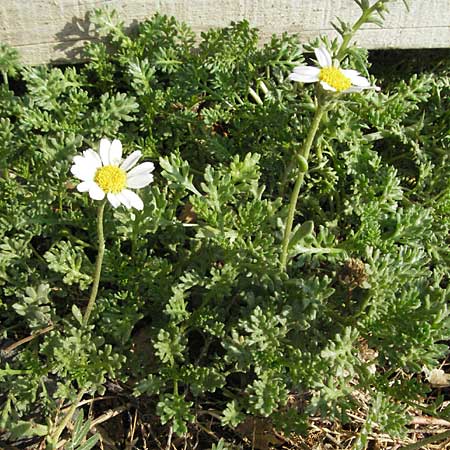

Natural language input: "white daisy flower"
[71,138,154,210]
[289,46,379,93]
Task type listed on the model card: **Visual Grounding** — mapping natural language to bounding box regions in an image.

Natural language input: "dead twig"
[60,395,116,414]
[93,423,120,450]
[125,409,138,450]
[90,404,129,429]
[165,425,173,450]
[2,324,54,355]
[410,416,450,427]
[144,421,164,450]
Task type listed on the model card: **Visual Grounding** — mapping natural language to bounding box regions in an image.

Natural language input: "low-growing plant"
[0,0,449,448]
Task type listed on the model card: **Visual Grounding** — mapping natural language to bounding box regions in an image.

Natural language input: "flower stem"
[336,0,386,61]
[280,104,325,270]
[83,199,106,326]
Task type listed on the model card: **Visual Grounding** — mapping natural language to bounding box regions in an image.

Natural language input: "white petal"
[109,139,123,166]
[126,173,154,189]
[71,162,96,182]
[107,193,121,208]
[314,47,332,68]
[116,191,131,208]
[344,86,365,93]
[348,74,371,87]
[122,189,144,210]
[344,85,380,93]
[89,183,105,200]
[76,181,95,192]
[120,150,142,171]
[289,72,319,83]
[83,148,102,168]
[341,69,360,78]
[99,138,112,166]
[126,162,155,177]
[319,81,337,92]
[293,66,321,77]
[73,155,86,166]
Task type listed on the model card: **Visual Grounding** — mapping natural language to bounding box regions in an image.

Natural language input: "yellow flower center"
[319,67,351,92]
[94,165,126,193]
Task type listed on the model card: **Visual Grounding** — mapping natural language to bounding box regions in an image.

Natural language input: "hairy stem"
[280,104,325,270]
[83,199,106,325]
[336,0,386,61]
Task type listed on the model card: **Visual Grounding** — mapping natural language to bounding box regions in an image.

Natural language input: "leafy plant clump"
[0,1,449,448]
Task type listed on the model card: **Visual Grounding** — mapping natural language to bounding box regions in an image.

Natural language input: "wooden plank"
[0,0,449,65]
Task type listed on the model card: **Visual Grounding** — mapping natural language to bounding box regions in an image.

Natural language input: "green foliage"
[0,42,20,80]
[156,392,195,435]
[210,438,230,450]
[40,323,124,396]
[12,284,52,331]
[221,400,245,428]
[66,410,100,450]
[0,2,449,447]
[44,241,92,290]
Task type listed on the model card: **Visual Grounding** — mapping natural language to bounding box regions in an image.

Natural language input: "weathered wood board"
[0,0,449,65]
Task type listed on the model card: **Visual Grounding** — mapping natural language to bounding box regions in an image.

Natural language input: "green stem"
[248,86,263,105]
[47,389,85,449]
[0,369,32,376]
[399,430,450,450]
[353,290,372,319]
[427,186,450,205]
[280,104,325,270]
[336,0,385,61]
[83,200,106,326]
